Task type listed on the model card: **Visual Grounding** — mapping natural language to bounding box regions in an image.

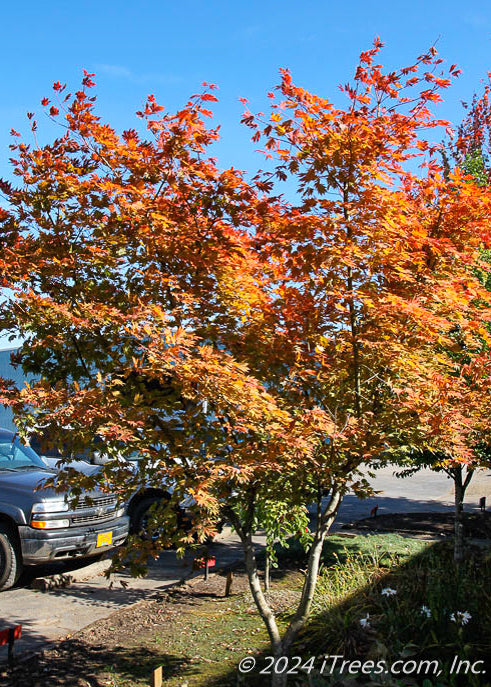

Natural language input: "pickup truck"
[29,433,191,536]
[29,435,214,540]
[0,428,129,591]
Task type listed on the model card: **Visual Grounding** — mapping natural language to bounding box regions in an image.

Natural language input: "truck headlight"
[32,501,69,513]
[31,518,70,529]
[116,507,125,518]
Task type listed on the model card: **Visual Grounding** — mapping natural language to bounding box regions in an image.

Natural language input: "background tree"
[389,80,491,564]
[2,44,491,685]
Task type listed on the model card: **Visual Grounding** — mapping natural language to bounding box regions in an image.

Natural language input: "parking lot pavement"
[1,465,489,661]
[332,466,454,529]
[332,465,491,529]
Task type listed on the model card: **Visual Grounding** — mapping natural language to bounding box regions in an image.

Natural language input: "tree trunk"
[264,549,271,592]
[452,465,475,564]
[228,486,343,687]
[267,488,343,687]
[270,664,288,687]
[454,468,464,563]
[280,488,342,654]
[225,510,282,653]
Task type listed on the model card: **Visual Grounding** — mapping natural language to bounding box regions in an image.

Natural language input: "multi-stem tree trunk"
[450,465,474,564]
[227,487,343,687]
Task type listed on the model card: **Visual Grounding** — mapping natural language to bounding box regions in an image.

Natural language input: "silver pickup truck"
[0,429,129,590]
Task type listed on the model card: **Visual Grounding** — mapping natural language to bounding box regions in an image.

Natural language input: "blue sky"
[1,0,491,346]
[2,1,491,174]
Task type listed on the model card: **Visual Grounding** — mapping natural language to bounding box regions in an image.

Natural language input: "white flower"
[381,587,397,596]
[450,611,472,625]
[420,605,431,618]
[359,614,370,629]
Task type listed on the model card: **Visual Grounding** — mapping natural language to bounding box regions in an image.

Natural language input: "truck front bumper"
[18,516,129,564]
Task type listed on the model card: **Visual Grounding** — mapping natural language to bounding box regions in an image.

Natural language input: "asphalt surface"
[1,466,490,662]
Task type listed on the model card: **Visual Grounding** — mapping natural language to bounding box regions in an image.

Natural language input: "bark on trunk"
[452,466,474,564]
[226,510,282,652]
[268,488,343,687]
[228,486,343,687]
[454,468,464,563]
[264,549,271,592]
[280,488,343,655]
[243,532,282,648]
[270,666,289,687]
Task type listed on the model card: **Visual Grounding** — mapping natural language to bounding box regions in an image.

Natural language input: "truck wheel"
[130,495,170,537]
[0,524,21,591]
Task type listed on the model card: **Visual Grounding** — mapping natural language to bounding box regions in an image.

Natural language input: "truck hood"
[41,456,100,476]
[0,467,59,498]
[0,465,106,502]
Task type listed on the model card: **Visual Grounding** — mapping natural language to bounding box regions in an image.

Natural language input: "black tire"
[0,523,22,591]
[130,495,171,537]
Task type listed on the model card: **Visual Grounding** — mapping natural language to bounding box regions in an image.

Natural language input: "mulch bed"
[346,510,491,538]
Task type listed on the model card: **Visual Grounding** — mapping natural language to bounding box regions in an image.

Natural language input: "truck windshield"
[0,433,48,471]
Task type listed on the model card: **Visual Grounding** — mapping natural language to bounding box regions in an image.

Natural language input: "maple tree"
[2,42,491,684]
[0,73,326,678]
[219,41,491,659]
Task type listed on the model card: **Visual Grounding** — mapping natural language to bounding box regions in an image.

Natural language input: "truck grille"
[71,510,116,525]
[74,495,117,510]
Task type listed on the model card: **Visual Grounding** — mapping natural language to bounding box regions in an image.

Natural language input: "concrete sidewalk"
[332,465,491,530]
